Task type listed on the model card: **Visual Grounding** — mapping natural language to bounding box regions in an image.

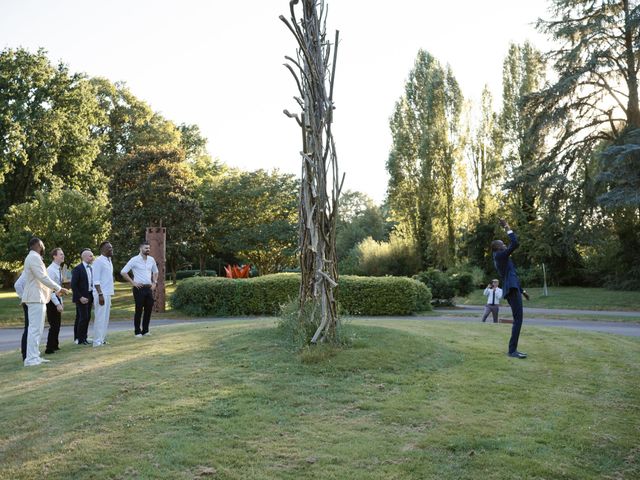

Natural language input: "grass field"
[459,286,640,311]
[1,319,638,479]
[0,282,182,327]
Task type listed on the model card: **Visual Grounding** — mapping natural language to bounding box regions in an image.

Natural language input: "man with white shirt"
[71,248,95,345]
[121,241,158,337]
[13,271,29,361]
[45,248,65,354]
[20,237,69,366]
[480,279,502,323]
[92,241,114,347]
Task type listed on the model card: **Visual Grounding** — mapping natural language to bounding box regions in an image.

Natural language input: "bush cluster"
[167,270,218,281]
[413,268,474,305]
[171,273,431,317]
[342,236,421,277]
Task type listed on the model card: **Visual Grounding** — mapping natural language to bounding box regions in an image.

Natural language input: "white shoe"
[40,358,51,363]
[74,339,79,345]
[143,332,151,336]
[24,358,43,367]
[93,342,102,347]
[135,334,143,338]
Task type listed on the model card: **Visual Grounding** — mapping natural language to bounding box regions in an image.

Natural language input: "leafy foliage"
[0,48,107,217]
[109,147,203,277]
[386,50,465,269]
[0,189,111,267]
[199,169,298,275]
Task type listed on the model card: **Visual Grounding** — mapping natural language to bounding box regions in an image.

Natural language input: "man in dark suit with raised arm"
[491,219,527,359]
[71,249,95,345]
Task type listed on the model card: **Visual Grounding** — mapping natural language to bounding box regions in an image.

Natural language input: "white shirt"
[92,255,115,295]
[121,254,158,285]
[47,262,64,306]
[14,272,25,298]
[84,262,94,292]
[483,287,503,305]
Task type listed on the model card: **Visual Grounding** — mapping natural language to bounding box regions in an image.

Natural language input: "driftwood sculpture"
[280,0,343,344]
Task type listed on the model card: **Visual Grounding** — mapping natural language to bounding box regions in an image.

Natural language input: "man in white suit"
[21,237,69,366]
[92,241,114,347]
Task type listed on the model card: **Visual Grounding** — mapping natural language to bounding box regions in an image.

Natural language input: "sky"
[1,0,552,203]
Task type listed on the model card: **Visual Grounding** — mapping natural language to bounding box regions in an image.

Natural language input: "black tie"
[491,289,495,305]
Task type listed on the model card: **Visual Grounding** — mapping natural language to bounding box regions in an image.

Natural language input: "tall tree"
[110,147,203,281]
[201,169,298,275]
[91,77,181,175]
[386,50,465,269]
[0,189,111,269]
[0,48,106,217]
[526,0,639,282]
[470,86,502,220]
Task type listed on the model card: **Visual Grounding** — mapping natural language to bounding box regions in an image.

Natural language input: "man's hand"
[80,296,89,304]
[56,304,63,313]
[499,218,510,230]
[151,283,157,292]
[58,287,70,296]
[98,295,105,306]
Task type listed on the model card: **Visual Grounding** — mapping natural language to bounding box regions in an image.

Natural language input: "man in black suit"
[71,249,95,345]
[491,219,527,359]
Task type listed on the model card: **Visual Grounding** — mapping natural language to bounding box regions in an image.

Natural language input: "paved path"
[458,304,640,318]
[412,314,640,337]
[1,309,639,354]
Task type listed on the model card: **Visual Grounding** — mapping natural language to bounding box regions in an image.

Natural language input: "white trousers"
[92,293,112,346]
[24,303,46,366]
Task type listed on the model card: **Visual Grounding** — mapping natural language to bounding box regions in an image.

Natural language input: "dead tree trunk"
[280,0,343,344]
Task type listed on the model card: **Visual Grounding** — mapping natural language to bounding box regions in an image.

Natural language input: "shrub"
[351,236,421,277]
[414,269,456,305]
[171,273,431,317]
[338,276,432,315]
[451,272,475,297]
[167,270,217,281]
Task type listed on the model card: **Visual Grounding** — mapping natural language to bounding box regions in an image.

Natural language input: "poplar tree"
[386,50,464,269]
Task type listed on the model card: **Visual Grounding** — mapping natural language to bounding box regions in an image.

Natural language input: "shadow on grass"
[1,321,639,479]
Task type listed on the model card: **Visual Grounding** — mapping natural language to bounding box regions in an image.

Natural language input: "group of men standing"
[15,238,159,367]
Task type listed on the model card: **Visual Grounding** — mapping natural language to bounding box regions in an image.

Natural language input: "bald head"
[81,249,94,264]
[491,240,506,252]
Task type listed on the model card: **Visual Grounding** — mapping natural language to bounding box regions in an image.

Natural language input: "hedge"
[170,273,431,316]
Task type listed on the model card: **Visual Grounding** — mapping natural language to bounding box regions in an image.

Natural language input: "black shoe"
[79,340,91,345]
[508,351,528,359]
[54,347,60,351]
[44,349,55,354]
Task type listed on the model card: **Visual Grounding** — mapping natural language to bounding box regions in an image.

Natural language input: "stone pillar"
[146,227,166,312]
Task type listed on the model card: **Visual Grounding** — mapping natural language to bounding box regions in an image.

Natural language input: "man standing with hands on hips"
[21,237,69,366]
[121,241,158,337]
[491,219,527,359]
[92,241,114,347]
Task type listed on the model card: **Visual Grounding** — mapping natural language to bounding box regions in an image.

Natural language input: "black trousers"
[46,300,62,351]
[74,298,93,343]
[21,304,29,360]
[133,287,154,335]
[505,288,524,353]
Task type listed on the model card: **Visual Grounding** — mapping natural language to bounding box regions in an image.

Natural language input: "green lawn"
[0,282,183,327]
[1,319,638,479]
[459,286,640,311]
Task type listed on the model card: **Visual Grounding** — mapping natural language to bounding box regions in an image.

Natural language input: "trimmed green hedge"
[170,273,431,316]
